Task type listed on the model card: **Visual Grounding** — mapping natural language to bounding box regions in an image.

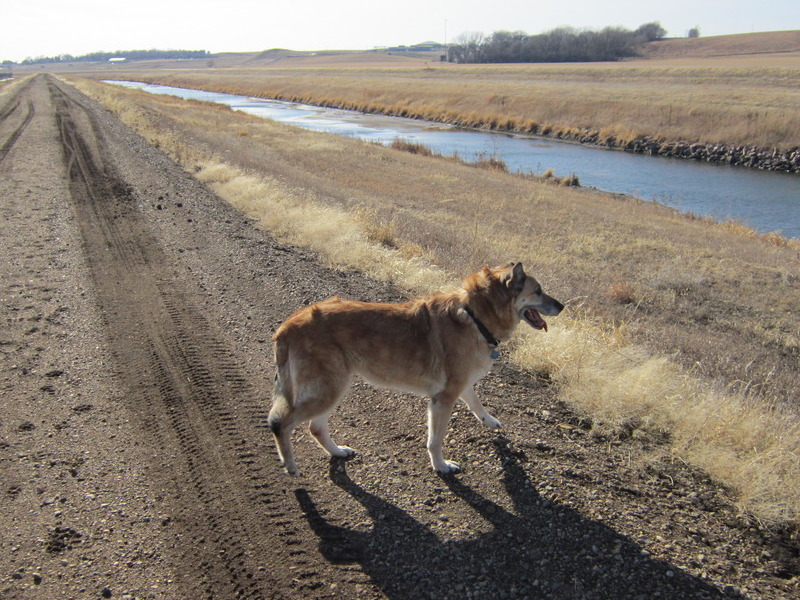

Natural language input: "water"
[108,80,800,239]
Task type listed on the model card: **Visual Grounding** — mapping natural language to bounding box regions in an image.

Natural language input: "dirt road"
[1,75,796,599]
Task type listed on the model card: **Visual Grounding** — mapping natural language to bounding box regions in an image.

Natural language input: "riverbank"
[540,128,800,173]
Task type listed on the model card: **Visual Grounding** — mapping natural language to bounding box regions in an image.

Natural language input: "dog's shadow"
[295,437,742,600]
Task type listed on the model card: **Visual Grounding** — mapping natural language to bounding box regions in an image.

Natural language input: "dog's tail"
[268,336,294,436]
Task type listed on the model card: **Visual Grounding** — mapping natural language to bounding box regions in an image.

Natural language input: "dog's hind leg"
[309,411,356,459]
[271,416,300,476]
[460,386,501,430]
[276,366,352,473]
[269,372,301,475]
[427,391,460,473]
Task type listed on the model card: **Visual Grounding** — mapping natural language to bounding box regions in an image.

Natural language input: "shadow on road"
[295,437,744,599]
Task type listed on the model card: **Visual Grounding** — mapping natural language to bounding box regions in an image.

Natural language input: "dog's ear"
[502,262,526,292]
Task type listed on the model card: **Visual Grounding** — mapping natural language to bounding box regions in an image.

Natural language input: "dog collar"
[463,305,501,359]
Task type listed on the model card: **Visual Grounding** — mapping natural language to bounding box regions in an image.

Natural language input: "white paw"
[483,415,502,430]
[434,460,461,474]
[330,445,356,458]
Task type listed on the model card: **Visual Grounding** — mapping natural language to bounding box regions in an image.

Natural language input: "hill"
[639,30,800,62]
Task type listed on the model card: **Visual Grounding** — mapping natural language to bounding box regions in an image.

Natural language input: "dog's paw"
[330,445,356,458]
[482,415,502,430]
[434,460,461,474]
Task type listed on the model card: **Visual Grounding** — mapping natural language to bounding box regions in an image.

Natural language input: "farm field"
[2,32,799,598]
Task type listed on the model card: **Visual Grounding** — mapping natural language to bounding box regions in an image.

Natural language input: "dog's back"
[270,293,464,403]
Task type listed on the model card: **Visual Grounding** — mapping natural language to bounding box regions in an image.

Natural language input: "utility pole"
[445,19,449,62]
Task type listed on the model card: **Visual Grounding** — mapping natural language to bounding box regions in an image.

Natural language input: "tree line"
[14,49,210,66]
[448,22,667,63]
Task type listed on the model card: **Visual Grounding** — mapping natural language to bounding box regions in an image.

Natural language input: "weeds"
[470,153,509,173]
[389,138,510,173]
[540,169,580,186]
[606,278,639,305]
[389,139,434,156]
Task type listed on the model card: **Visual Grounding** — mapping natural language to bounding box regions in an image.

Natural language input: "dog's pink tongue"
[526,309,548,332]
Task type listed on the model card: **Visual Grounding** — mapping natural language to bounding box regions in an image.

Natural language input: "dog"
[268,262,563,475]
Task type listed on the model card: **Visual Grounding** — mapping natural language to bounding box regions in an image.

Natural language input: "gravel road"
[1,74,796,600]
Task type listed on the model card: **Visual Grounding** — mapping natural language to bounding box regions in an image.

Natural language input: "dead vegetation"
[69,76,800,529]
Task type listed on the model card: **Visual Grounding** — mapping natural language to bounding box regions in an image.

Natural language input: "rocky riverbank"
[553,129,800,173]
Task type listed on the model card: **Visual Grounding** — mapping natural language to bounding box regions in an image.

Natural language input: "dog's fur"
[268,262,563,474]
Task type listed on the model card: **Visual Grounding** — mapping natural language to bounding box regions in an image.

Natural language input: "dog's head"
[499,262,564,332]
[464,262,563,337]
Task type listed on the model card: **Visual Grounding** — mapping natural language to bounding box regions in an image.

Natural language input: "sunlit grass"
[511,314,800,525]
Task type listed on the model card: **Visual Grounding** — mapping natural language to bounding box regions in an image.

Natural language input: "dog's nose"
[547,297,565,315]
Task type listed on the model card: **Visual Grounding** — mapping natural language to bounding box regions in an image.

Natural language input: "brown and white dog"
[268,262,563,475]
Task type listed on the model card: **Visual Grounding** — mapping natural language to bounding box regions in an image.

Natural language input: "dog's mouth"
[522,307,548,332]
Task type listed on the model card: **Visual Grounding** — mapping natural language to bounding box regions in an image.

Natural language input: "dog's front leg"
[309,414,356,459]
[427,393,460,473]
[460,386,501,430]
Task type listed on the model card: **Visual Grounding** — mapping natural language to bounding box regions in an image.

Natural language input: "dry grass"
[0,74,31,98]
[390,138,510,173]
[69,76,800,528]
[196,164,448,292]
[640,31,800,61]
[511,315,800,525]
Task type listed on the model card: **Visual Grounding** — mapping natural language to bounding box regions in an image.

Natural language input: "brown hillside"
[640,30,800,59]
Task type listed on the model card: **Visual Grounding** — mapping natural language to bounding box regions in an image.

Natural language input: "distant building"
[410,42,445,52]
[385,42,445,53]
[108,57,127,63]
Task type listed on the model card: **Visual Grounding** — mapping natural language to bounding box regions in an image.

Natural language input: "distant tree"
[482,30,528,63]
[21,49,209,65]
[450,21,661,64]
[449,31,486,63]
[635,22,667,42]
[688,27,701,38]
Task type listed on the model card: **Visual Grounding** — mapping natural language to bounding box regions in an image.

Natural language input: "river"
[108,81,800,239]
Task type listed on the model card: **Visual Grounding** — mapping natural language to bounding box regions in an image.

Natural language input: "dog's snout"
[543,295,564,316]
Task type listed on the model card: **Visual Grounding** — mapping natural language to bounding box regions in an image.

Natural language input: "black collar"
[463,305,500,352]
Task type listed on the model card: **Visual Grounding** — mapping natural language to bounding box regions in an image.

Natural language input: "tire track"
[0,89,35,163]
[45,75,320,599]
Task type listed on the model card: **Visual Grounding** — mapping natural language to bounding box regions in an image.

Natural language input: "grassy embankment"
[68,76,800,529]
[95,58,800,152]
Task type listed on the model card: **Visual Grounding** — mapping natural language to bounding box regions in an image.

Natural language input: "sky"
[3,0,799,63]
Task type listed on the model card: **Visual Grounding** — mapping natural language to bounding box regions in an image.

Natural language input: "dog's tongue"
[525,308,548,331]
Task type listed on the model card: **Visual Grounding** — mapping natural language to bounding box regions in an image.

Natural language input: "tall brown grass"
[70,76,800,528]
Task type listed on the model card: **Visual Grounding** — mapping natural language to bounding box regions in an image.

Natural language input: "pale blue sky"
[3,0,799,62]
